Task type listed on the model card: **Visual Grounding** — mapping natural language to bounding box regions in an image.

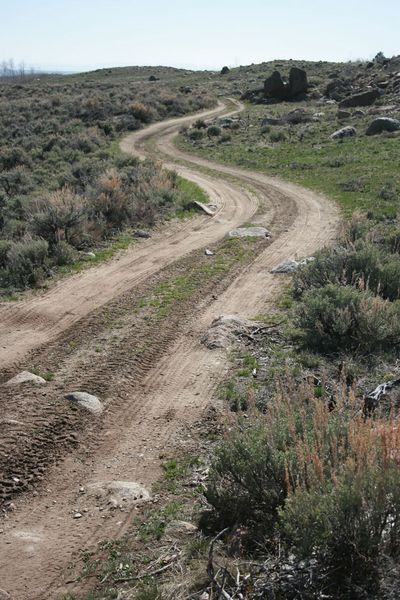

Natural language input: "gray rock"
[337,110,351,119]
[285,109,311,124]
[289,67,308,97]
[228,226,271,238]
[366,117,400,136]
[339,89,380,108]
[5,371,47,386]
[134,229,151,239]
[65,392,103,415]
[83,251,96,259]
[205,249,214,256]
[330,126,356,140]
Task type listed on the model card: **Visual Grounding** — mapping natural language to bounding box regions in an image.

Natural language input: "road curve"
[0,100,339,600]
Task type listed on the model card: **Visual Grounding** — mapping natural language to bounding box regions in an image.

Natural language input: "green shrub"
[204,422,286,537]
[30,188,86,247]
[270,130,287,143]
[188,128,204,141]
[52,241,77,266]
[205,381,400,594]
[294,242,400,301]
[295,284,400,353]
[193,118,207,129]
[207,125,221,137]
[280,465,400,586]
[128,101,153,123]
[0,240,11,268]
[7,239,49,288]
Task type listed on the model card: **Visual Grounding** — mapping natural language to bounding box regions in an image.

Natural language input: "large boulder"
[289,67,308,97]
[366,117,400,136]
[330,126,356,140]
[339,89,380,108]
[264,71,287,99]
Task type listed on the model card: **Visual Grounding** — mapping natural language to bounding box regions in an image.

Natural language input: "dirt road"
[0,101,338,599]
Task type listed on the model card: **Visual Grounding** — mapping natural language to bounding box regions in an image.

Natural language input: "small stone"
[73,512,82,519]
[205,248,214,256]
[4,371,47,387]
[64,392,103,415]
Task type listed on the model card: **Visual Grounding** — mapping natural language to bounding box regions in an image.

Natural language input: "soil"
[0,100,338,599]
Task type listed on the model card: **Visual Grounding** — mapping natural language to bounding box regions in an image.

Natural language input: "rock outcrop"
[263,67,308,101]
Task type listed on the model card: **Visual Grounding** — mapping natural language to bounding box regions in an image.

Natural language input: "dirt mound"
[202,315,263,349]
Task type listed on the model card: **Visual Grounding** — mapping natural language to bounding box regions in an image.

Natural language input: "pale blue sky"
[1,0,399,72]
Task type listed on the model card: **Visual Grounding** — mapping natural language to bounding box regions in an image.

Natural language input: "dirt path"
[0,101,338,599]
[0,102,251,373]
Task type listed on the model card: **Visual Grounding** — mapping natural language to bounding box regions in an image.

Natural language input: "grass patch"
[178,102,400,220]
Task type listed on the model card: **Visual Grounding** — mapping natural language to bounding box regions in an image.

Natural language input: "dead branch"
[363,377,400,416]
[207,528,233,599]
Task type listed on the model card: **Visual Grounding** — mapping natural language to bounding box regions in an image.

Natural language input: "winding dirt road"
[0,100,338,599]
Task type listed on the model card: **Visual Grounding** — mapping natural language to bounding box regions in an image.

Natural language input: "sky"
[1,0,399,72]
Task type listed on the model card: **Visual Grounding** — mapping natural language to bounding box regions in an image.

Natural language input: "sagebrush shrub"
[205,380,400,593]
[295,284,400,353]
[7,239,49,288]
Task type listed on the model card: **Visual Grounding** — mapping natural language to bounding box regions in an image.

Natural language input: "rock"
[202,315,263,350]
[325,78,353,101]
[284,109,311,125]
[330,126,356,140]
[64,392,103,415]
[339,89,380,108]
[165,520,197,535]
[193,201,216,216]
[366,117,400,136]
[264,71,286,99]
[228,226,271,238]
[261,116,284,126]
[87,480,151,508]
[0,590,14,600]
[337,110,351,119]
[148,75,158,82]
[83,251,96,259]
[205,249,214,256]
[354,109,366,116]
[73,512,82,519]
[220,66,230,75]
[271,257,315,274]
[134,229,151,239]
[4,371,47,386]
[288,67,308,97]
